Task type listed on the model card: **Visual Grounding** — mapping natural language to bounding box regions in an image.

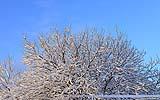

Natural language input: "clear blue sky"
[0,0,160,70]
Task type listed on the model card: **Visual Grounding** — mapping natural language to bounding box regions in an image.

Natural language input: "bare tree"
[0,28,160,100]
[0,58,17,100]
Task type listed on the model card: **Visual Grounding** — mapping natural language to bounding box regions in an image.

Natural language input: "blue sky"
[0,0,160,70]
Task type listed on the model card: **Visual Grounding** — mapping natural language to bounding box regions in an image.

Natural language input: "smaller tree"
[0,58,16,100]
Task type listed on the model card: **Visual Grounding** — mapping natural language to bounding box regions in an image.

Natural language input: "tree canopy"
[0,28,160,100]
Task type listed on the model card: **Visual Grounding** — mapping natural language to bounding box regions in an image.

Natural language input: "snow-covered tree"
[0,28,160,100]
[0,58,17,100]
